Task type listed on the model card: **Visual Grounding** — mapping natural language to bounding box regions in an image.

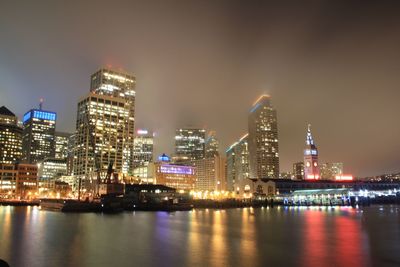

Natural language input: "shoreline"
[1,196,399,210]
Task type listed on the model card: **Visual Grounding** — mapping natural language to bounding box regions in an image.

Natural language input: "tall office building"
[226,143,236,191]
[175,128,206,161]
[54,132,71,159]
[22,106,57,164]
[133,129,154,169]
[0,106,23,164]
[303,125,320,180]
[248,95,279,178]
[205,131,219,158]
[226,133,250,191]
[66,134,75,175]
[73,68,136,187]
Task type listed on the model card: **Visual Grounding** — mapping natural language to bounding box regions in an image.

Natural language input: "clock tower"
[303,124,320,180]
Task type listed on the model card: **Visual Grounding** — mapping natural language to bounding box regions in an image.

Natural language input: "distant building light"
[335,175,353,181]
[137,129,148,135]
[158,154,170,162]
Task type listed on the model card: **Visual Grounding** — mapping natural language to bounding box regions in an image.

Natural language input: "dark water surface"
[0,206,399,267]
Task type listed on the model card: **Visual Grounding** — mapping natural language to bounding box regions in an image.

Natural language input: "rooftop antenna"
[39,98,44,110]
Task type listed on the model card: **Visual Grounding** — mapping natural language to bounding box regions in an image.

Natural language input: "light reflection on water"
[0,206,399,267]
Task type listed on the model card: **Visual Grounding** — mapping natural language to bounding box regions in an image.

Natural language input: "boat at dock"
[40,199,101,212]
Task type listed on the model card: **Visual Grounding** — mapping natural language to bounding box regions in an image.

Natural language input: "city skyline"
[1,1,400,176]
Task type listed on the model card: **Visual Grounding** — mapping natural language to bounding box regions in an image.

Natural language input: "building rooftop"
[0,106,16,117]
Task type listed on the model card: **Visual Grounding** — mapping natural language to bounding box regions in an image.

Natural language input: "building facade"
[73,68,136,188]
[54,131,71,159]
[226,144,236,191]
[133,129,154,169]
[248,95,279,179]
[149,161,196,191]
[193,154,226,191]
[38,158,68,181]
[303,125,320,180]
[225,133,250,191]
[0,163,38,199]
[175,128,206,161]
[22,108,56,163]
[0,106,23,164]
[293,162,304,180]
[205,131,219,158]
[321,162,344,180]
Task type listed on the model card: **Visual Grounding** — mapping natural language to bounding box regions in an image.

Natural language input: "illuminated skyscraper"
[248,95,279,178]
[38,158,68,189]
[0,106,23,164]
[133,129,154,169]
[73,68,136,187]
[54,132,71,159]
[175,128,206,161]
[303,124,320,180]
[205,131,219,158]
[226,133,249,191]
[22,106,57,164]
[226,143,236,191]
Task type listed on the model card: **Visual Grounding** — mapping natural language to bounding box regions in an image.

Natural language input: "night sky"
[1,0,399,177]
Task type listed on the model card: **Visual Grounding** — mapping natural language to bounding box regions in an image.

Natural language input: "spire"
[306,124,314,145]
[39,98,44,110]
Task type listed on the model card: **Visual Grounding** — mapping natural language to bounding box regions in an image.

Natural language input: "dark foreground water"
[0,206,399,267]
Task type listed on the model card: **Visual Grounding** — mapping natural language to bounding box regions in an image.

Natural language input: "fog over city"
[1,0,400,176]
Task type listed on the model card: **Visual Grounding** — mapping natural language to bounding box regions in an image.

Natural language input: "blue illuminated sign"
[23,109,56,123]
[23,112,32,123]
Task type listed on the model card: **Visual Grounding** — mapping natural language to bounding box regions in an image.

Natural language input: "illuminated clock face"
[306,162,311,167]
[314,162,318,167]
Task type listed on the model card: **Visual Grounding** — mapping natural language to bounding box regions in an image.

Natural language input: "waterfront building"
[235,178,400,199]
[0,106,23,164]
[175,128,206,161]
[292,162,304,180]
[133,129,154,169]
[226,133,250,191]
[0,164,17,197]
[193,154,226,191]
[205,131,219,158]
[321,162,344,180]
[22,105,56,163]
[38,158,68,182]
[54,132,71,159]
[248,95,279,179]
[0,163,38,199]
[73,68,136,189]
[148,156,196,191]
[303,125,320,180]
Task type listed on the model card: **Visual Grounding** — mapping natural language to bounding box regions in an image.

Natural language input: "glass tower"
[22,108,56,163]
[248,95,279,178]
[73,68,136,187]
[175,128,206,161]
[0,106,23,164]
